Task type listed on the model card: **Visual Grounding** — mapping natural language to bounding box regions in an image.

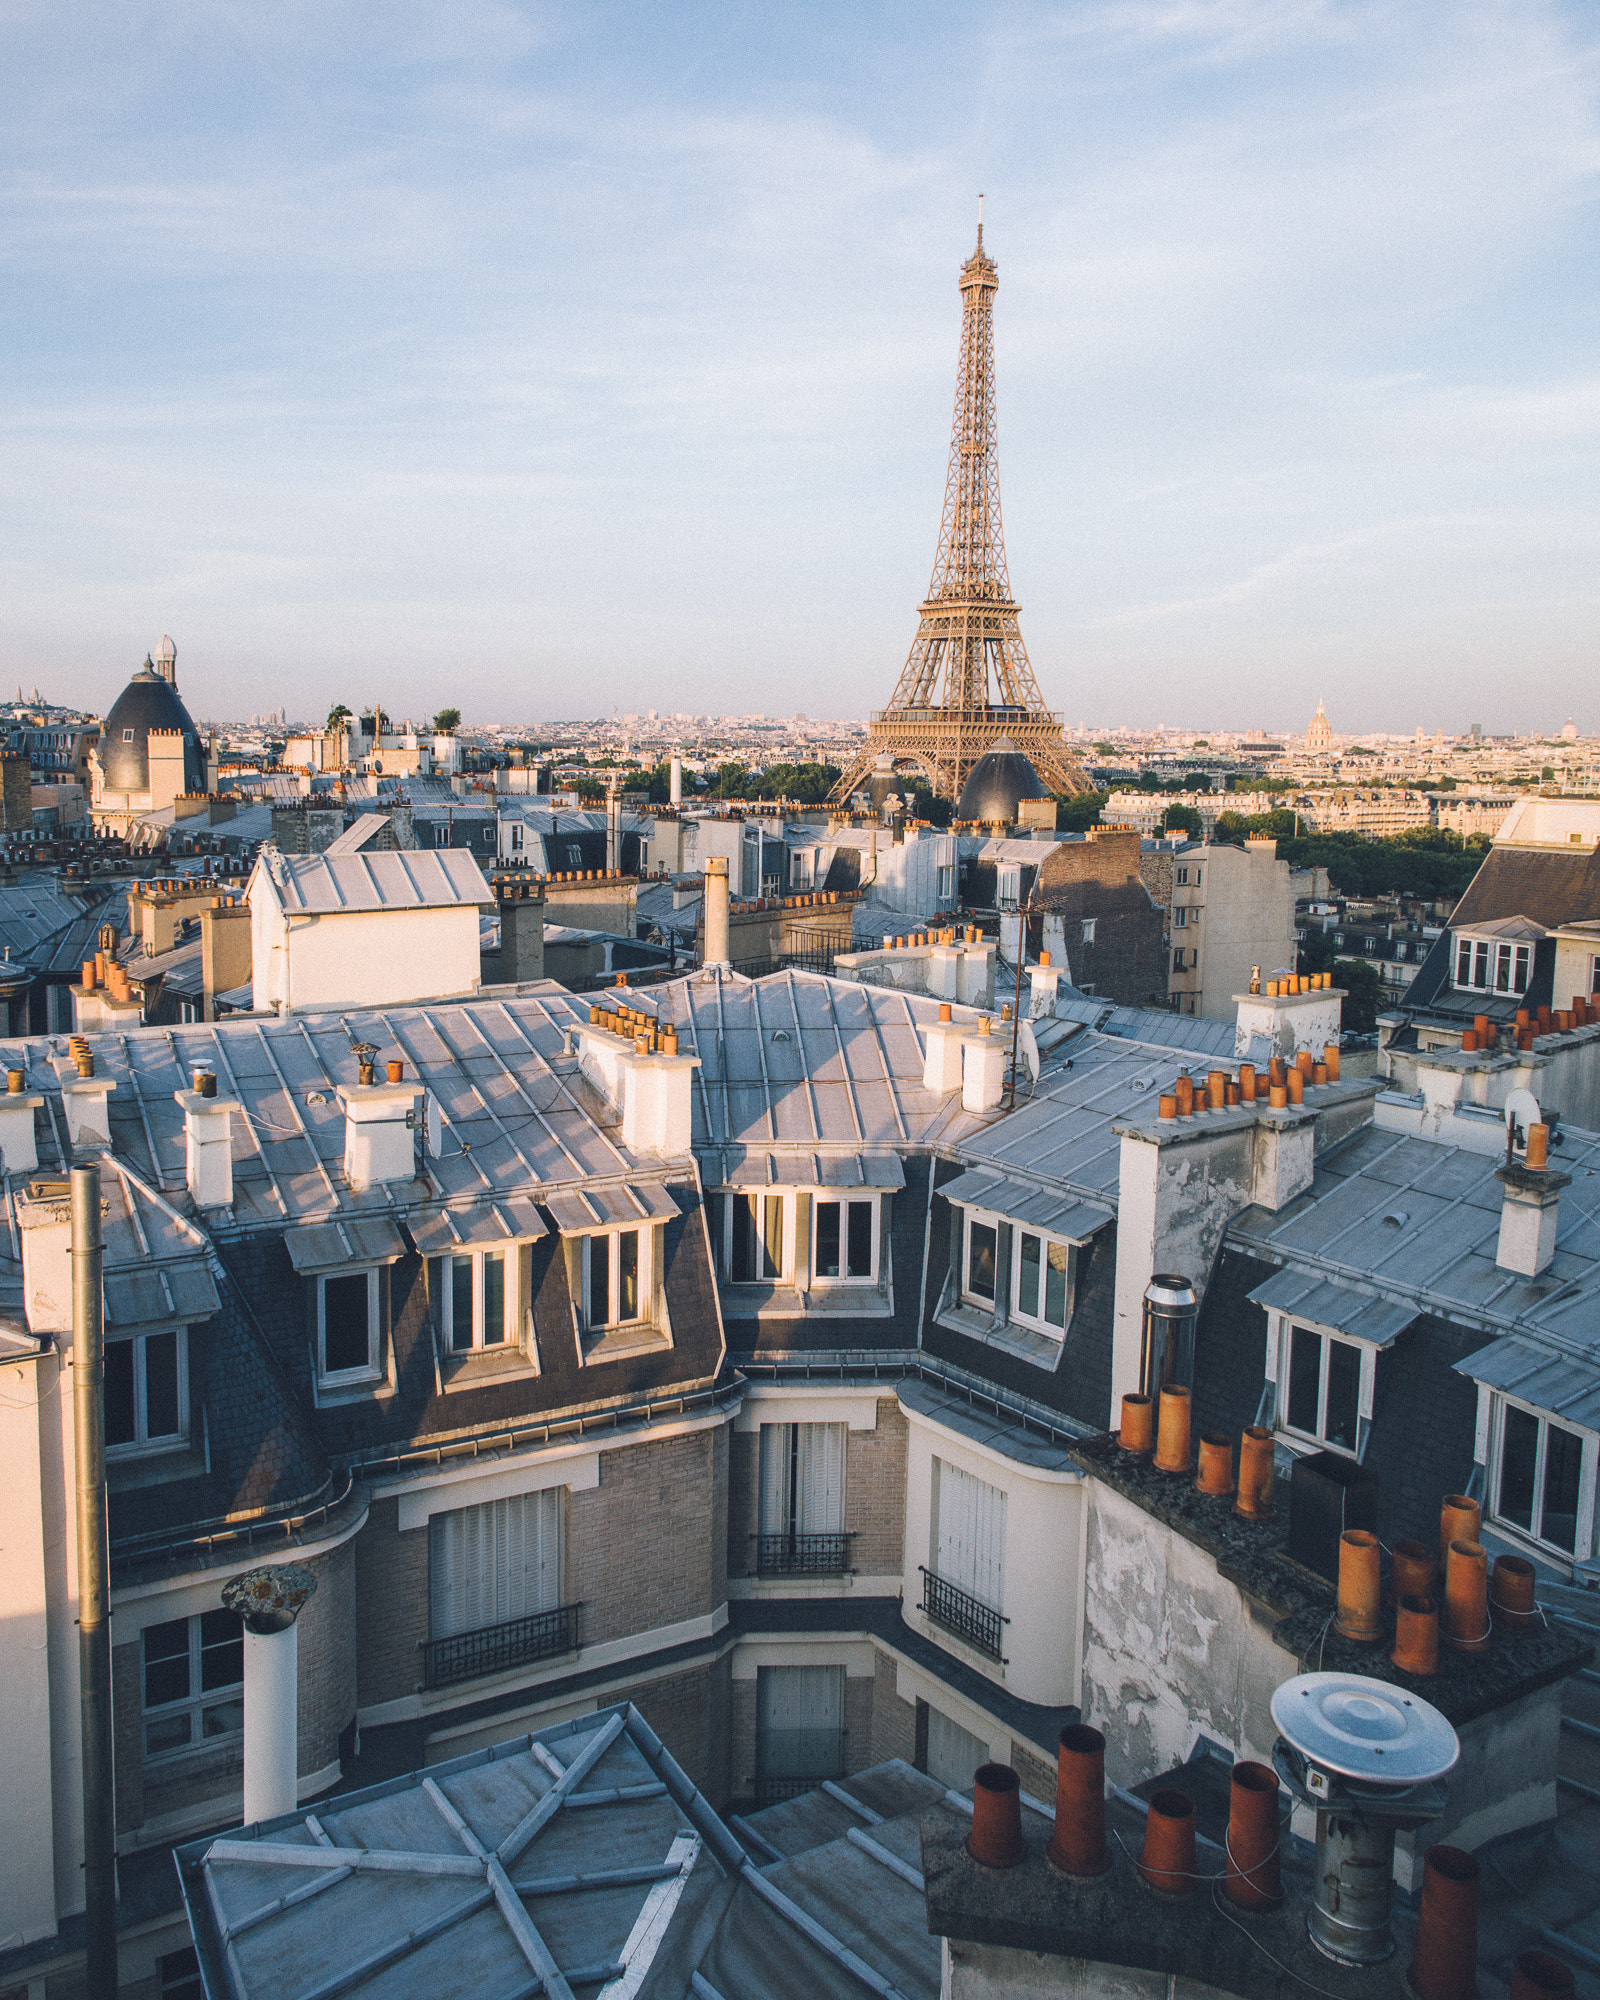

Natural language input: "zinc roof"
[1245,1267,1417,1347]
[1454,1334,1600,1433]
[176,1706,944,2000]
[256,846,492,913]
[0,985,689,1239]
[1227,1121,1600,1353]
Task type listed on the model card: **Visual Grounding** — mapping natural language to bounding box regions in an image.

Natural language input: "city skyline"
[3,1,1598,731]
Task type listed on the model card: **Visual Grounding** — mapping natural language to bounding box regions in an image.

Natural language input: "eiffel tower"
[830,215,1091,807]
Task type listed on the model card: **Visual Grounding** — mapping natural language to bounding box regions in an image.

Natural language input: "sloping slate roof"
[1454,1334,1600,1432]
[938,1165,1114,1242]
[1451,842,1600,931]
[257,846,491,913]
[1246,1267,1417,1346]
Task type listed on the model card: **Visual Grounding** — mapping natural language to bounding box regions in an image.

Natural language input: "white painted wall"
[251,899,482,1012]
[899,1397,1084,1710]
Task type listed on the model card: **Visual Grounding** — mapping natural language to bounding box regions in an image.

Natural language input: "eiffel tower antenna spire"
[830,221,1090,807]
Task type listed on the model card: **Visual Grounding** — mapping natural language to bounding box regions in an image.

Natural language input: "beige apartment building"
[1142,836,1295,1018]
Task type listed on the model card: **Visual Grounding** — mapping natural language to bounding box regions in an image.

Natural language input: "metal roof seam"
[252,1023,345,1211]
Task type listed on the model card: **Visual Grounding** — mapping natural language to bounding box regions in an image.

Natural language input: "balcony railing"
[421,1602,582,1690]
[918,1566,1008,1662]
[752,1531,855,1577]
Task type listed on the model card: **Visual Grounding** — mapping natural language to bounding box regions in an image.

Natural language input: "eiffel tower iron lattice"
[829,221,1091,808]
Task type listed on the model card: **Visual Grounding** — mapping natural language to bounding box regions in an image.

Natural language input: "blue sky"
[3,0,1597,733]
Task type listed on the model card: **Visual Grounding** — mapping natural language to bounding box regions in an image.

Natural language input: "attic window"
[123,729,135,742]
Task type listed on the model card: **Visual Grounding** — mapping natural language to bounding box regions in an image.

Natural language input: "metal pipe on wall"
[72,1164,118,1998]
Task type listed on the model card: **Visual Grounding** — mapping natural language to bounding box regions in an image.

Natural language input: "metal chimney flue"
[1272,1672,1458,1966]
[1140,1273,1198,1399]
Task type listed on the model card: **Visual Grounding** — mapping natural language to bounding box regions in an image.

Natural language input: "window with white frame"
[1277,1319,1371,1456]
[1173,947,1188,972]
[317,1269,382,1382]
[812,1195,877,1283]
[1491,1398,1591,1558]
[724,1192,786,1284]
[432,1248,511,1353]
[931,1458,1006,1614]
[1011,1229,1071,1336]
[791,848,814,891]
[962,1211,998,1308]
[141,1610,244,1759]
[1176,866,1188,884]
[1172,906,1188,928]
[937,864,955,900]
[429,1488,564,1639]
[997,864,1021,906]
[583,1227,650,1328]
[1453,934,1531,995]
[1080,919,1096,946]
[105,1329,188,1454]
[758,1422,846,1540]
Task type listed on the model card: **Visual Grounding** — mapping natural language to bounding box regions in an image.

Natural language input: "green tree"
[711,761,750,798]
[1057,788,1106,832]
[433,707,461,733]
[1162,804,1204,837]
[1333,958,1385,1034]
[326,702,352,732]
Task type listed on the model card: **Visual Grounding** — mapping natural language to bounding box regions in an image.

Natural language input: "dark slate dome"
[956,735,1050,825]
[100,659,206,795]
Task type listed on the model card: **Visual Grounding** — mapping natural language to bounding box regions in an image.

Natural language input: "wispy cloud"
[1,0,1598,727]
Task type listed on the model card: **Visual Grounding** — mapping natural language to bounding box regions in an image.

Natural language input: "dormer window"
[1453,930,1533,994]
[584,1227,647,1328]
[105,1329,188,1455]
[318,1269,382,1383]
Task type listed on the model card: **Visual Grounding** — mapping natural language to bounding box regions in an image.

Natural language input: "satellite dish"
[424,1093,443,1159]
[1505,1086,1542,1152]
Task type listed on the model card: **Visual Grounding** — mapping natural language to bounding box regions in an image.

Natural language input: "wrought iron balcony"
[753,1531,855,1577]
[918,1565,1008,1661]
[421,1602,582,1690]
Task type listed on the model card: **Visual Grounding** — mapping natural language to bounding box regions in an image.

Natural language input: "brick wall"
[870,1648,916,1767]
[353,1495,429,1709]
[1010,1737,1056,1806]
[729,1675,757,1801]
[1037,829,1169,1006]
[849,1399,907,1576]
[607,1660,725,1801]
[295,1536,357,1777]
[567,1430,720,1648]
[727,1399,905,1579]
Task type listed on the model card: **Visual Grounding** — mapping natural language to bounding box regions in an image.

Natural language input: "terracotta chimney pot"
[1153,1385,1193,1474]
[1221,1762,1281,1911]
[1439,1494,1481,1578]
[1445,1539,1491,1654]
[1409,1846,1481,2000]
[1120,1392,1155,1456]
[1333,1529,1383,1643]
[1392,1593,1440,1677]
[1046,1724,1110,1877]
[1235,1426,1276,1518]
[1138,1790,1197,1897]
[966,1763,1026,1869]
[1195,1433,1234,1497]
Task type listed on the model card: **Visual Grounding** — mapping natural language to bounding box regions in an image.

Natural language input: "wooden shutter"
[758,1423,794,1536]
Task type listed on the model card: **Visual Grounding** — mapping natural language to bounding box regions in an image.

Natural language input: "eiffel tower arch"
[831,219,1092,808]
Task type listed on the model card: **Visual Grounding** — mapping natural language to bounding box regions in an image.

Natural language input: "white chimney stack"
[922,1004,964,1094]
[962,1018,1007,1112]
[1495,1136,1566,1279]
[223,1565,317,1827]
[670,755,682,805]
[339,1077,422,1189]
[703,856,730,968]
[175,1074,237,1209]
[0,1072,43,1175]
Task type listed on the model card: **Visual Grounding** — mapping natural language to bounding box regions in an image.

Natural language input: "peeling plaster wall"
[1078,1480,1286,1788]
[1109,1127,1257,1426]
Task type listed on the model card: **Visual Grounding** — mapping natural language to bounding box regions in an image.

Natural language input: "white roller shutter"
[757,1664,845,1780]
[933,1458,1006,1614]
[429,1488,563,1639]
[925,1706,991,1792]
